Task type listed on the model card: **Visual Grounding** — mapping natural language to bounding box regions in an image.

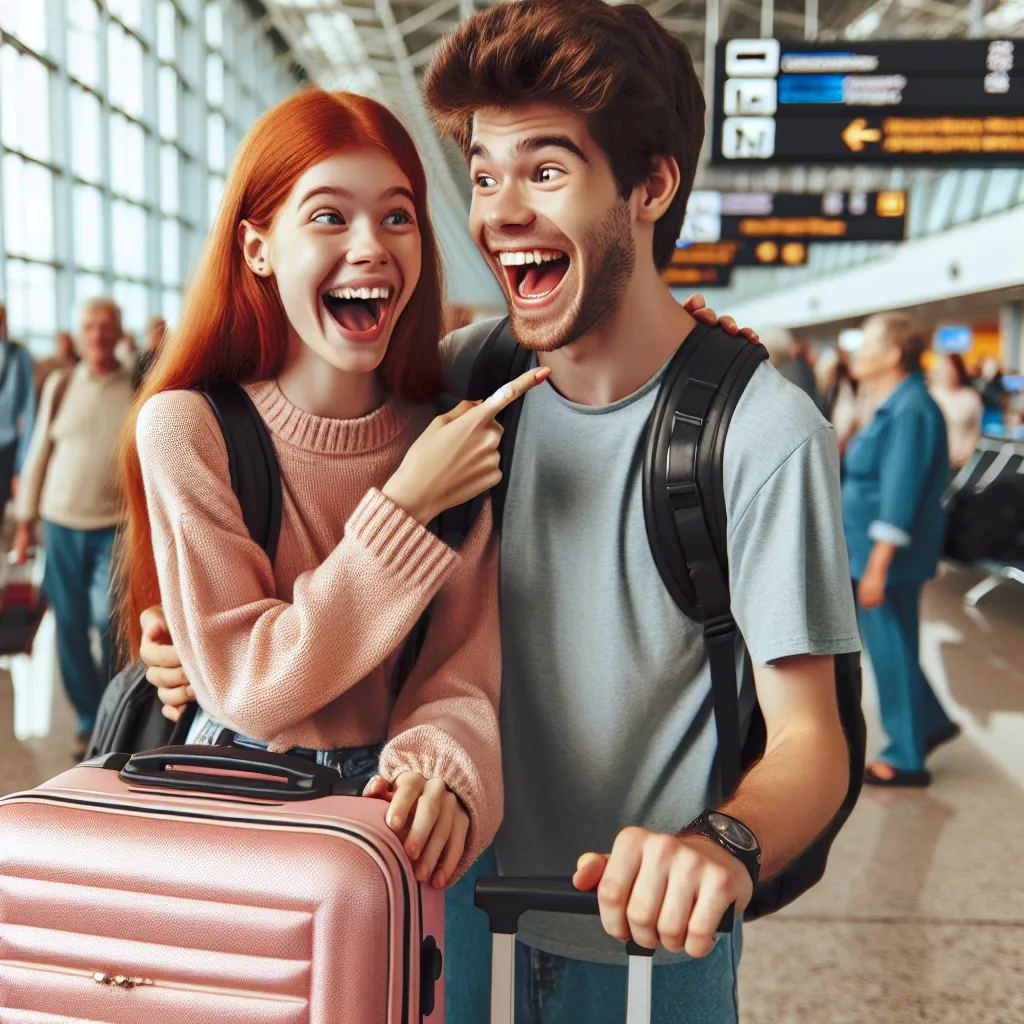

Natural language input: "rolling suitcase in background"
[474,877,735,1024]
[0,745,445,1023]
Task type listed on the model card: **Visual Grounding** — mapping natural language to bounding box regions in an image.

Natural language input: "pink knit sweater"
[136,380,503,876]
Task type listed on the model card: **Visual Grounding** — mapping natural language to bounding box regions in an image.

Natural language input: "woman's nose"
[346,225,389,265]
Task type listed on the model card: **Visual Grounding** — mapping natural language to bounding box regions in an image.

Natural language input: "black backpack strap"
[643,326,767,797]
[466,315,532,532]
[201,382,283,565]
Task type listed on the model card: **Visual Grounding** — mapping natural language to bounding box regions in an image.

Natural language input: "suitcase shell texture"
[0,755,445,1023]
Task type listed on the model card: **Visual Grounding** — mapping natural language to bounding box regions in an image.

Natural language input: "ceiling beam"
[398,0,462,37]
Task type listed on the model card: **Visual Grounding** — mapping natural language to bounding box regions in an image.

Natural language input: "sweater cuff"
[346,488,458,591]
[378,725,501,884]
[869,520,911,547]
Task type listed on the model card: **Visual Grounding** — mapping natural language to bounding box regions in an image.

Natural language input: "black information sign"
[669,240,810,268]
[681,190,907,243]
[711,38,1024,164]
[662,265,734,289]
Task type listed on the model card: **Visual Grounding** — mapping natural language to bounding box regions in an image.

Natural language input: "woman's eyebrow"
[299,184,415,205]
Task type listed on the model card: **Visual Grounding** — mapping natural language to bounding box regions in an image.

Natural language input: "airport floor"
[0,565,1020,1024]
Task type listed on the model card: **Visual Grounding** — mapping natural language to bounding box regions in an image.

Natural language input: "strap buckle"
[667,481,700,511]
[703,612,738,644]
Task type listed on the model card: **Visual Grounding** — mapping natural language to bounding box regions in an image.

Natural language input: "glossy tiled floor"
[0,567,1020,1022]
[738,565,1024,1024]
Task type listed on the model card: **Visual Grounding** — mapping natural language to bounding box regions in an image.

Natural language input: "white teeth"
[497,250,565,266]
[325,286,392,300]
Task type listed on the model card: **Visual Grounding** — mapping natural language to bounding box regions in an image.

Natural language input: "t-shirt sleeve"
[726,419,861,667]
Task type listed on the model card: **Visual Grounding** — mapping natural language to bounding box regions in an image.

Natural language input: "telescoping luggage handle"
[114,745,371,801]
[475,877,735,1024]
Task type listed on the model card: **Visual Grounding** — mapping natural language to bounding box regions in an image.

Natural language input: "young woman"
[928,352,983,472]
[117,88,548,890]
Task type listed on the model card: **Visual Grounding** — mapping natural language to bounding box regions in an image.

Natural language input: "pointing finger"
[475,366,551,420]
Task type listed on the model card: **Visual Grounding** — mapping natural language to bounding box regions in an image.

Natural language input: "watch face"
[708,812,758,852]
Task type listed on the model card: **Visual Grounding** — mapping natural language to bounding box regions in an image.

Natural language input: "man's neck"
[538,269,697,407]
[86,360,118,379]
[866,369,907,405]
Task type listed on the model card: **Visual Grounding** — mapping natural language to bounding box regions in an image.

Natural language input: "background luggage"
[0,745,445,1023]
[474,877,735,1024]
[0,546,47,656]
[943,436,1024,563]
[467,319,866,922]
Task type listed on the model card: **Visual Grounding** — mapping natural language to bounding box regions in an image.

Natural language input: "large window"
[0,0,297,355]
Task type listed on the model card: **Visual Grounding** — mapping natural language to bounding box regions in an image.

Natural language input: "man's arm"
[720,654,848,878]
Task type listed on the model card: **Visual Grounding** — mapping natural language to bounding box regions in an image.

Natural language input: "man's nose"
[484,181,534,231]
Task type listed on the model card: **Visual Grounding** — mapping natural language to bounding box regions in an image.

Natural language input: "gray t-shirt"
[443,319,861,965]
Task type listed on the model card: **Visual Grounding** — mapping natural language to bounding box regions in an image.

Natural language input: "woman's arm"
[378,500,503,883]
[137,390,459,742]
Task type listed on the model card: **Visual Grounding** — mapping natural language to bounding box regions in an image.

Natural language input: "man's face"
[79,305,121,368]
[468,103,636,352]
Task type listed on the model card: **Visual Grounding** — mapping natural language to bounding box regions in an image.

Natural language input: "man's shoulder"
[440,316,507,397]
[724,360,835,501]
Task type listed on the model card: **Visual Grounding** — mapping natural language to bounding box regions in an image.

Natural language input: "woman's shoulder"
[137,388,223,463]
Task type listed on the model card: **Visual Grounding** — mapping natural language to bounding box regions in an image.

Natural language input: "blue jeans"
[446,848,742,1024]
[41,521,117,735]
[856,581,952,772]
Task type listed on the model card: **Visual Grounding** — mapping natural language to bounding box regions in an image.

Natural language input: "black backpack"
[466,317,866,922]
[88,384,477,761]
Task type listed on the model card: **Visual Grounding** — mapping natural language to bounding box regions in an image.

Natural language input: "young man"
[141,2,859,1018]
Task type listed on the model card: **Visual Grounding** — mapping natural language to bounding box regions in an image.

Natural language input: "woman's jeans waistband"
[189,708,382,779]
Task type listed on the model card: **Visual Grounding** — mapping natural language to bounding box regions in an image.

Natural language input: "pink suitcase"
[0,745,445,1023]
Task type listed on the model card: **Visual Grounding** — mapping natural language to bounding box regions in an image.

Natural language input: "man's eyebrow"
[298,184,415,205]
[468,136,590,164]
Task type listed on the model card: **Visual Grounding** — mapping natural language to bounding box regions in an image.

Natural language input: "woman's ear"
[635,155,681,225]
[238,220,272,277]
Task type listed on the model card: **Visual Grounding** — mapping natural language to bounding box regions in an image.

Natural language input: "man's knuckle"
[597,878,624,905]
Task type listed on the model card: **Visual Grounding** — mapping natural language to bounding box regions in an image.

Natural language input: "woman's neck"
[276,337,384,421]
[865,368,907,404]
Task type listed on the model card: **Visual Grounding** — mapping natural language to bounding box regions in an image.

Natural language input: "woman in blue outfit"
[842,313,960,787]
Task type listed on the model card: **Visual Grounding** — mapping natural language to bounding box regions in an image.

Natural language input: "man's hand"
[573,826,751,957]
[364,773,469,890]
[12,523,31,566]
[139,605,194,721]
[683,293,759,343]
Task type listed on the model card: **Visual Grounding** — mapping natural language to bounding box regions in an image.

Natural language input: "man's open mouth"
[498,249,570,301]
[322,285,392,333]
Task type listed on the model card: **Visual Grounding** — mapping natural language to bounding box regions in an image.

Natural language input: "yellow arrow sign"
[842,118,882,152]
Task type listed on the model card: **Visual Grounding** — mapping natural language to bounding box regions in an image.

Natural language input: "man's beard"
[509,199,636,353]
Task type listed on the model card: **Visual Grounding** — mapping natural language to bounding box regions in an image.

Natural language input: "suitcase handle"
[474,876,735,944]
[118,745,371,801]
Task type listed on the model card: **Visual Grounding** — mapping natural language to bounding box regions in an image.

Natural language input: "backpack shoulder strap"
[643,326,767,795]
[466,315,532,532]
[201,382,283,564]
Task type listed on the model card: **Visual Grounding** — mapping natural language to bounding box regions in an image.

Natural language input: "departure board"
[681,190,907,243]
[670,240,809,267]
[662,265,734,288]
[711,38,1024,164]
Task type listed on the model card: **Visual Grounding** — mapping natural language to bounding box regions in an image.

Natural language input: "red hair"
[116,88,445,659]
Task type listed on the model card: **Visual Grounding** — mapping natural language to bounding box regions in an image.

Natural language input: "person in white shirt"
[928,353,983,471]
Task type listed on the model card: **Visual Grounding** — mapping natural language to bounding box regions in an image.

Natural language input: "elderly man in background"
[0,303,37,511]
[14,297,135,759]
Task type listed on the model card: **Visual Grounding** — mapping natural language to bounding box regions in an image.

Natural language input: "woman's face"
[850,320,900,383]
[248,149,422,376]
[930,354,956,389]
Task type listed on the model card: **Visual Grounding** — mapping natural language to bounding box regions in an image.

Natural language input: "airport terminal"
[0,1,1021,1022]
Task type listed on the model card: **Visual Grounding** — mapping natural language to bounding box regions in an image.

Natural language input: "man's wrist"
[679,810,761,890]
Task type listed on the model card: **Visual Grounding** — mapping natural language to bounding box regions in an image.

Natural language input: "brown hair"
[865,312,928,374]
[423,0,704,270]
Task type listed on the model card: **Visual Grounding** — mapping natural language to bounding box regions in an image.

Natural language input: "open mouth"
[498,249,570,302]
[322,285,393,335]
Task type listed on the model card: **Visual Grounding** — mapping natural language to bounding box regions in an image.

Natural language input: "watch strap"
[680,809,761,889]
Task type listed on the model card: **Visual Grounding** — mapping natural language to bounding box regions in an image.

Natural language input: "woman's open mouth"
[498,249,570,305]
[322,285,393,341]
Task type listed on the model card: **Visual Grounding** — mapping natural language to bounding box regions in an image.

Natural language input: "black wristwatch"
[679,810,761,889]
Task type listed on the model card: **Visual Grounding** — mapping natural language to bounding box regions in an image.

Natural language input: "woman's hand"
[857,568,886,610]
[364,773,469,889]
[139,605,195,721]
[683,293,760,343]
[382,366,550,525]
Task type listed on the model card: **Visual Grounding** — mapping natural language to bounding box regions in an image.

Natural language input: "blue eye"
[384,210,414,226]
[313,211,344,226]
